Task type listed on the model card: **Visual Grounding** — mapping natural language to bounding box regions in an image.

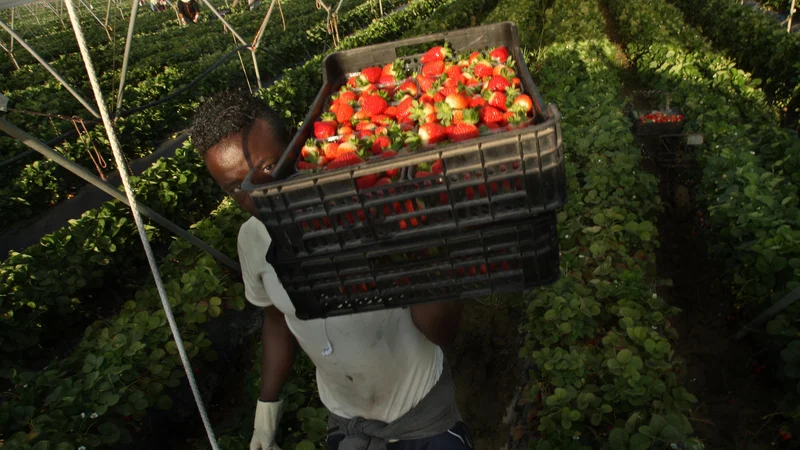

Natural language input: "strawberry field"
[2,0,800,448]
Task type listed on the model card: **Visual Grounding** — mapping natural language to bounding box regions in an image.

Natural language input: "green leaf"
[629,433,651,450]
[210,296,222,306]
[617,349,632,364]
[209,305,222,318]
[608,427,628,449]
[166,341,178,355]
[295,440,316,450]
[644,339,656,353]
[590,412,602,426]
[559,322,573,334]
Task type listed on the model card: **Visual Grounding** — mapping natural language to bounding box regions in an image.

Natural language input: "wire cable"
[64,1,221,448]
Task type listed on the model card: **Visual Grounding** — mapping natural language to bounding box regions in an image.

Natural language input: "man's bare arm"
[259,306,298,402]
[409,300,465,347]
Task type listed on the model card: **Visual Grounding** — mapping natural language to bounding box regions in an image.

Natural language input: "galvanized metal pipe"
[0,19,100,118]
[0,117,242,273]
[115,0,139,113]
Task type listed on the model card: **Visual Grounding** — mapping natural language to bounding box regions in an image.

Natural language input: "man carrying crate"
[191,89,473,450]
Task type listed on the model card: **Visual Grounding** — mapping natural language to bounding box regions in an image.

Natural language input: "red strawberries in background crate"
[298,44,537,178]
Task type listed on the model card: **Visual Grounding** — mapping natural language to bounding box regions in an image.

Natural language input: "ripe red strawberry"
[431,159,444,174]
[420,45,451,63]
[415,170,432,178]
[361,84,378,95]
[418,122,448,146]
[355,121,376,131]
[336,103,354,124]
[370,114,392,125]
[371,135,390,154]
[396,97,415,120]
[421,60,445,78]
[512,94,533,113]
[298,161,318,170]
[337,140,358,155]
[375,126,389,135]
[443,76,461,89]
[338,123,354,135]
[347,76,359,88]
[378,74,396,85]
[438,86,457,98]
[361,95,388,116]
[324,141,340,159]
[445,93,470,110]
[480,106,504,124]
[381,150,398,159]
[410,101,436,124]
[356,173,379,189]
[417,74,438,93]
[447,123,480,141]
[473,61,493,79]
[336,90,358,104]
[485,91,507,111]
[352,110,371,122]
[386,167,400,178]
[470,95,486,108]
[397,79,418,97]
[314,119,337,140]
[375,176,393,186]
[433,92,446,103]
[468,51,482,64]
[327,152,364,170]
[511,77,521,87]
[359,130,374,139]
[383,106,398,119]
[489,46,509,63]
[359,66,383,84]
[445,65,462,80]
[487,75,512,92]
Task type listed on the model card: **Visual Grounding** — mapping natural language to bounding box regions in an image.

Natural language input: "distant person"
[178,0,199,24]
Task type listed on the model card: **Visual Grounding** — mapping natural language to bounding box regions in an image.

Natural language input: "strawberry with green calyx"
[484,90,507,111]
[493,64,516,79]
[396,79,418,97]
[445,64,462,80]
[371,135,391,154]
[383,59,405,77]
[511,94,533,114]
[338,124,354,135]
[355,121,377,132]
[324,141,341,159]
[445,93,469,110]
[347,76,359,89]
[409,100,436,125]
[504,86,521,104]
[420,44,452,64]
[505,110,529,129]
[417,162,432,172]
[302,139,320,161]
[352,110,371,123]
[371,114,394,126]
[417,122,448,146]
[460,108,479,126]
[314,113,338,140]
[417,74,440,93]
[487,75,512,92]
[435,102,454,126]
[469,95,487,109]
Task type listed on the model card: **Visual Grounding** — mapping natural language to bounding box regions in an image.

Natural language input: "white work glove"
[250,399,284,450]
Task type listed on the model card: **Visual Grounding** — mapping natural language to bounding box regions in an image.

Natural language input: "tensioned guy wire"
[63,1,220,448]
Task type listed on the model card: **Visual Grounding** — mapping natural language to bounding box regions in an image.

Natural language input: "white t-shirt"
[237,216,443,422]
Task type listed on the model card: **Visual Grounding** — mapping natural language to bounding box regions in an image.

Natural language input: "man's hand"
[250,399,283,450]
[410,299,465,347]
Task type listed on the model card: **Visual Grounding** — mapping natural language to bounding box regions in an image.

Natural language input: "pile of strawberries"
[638,111,684,124]
[298,43,537,188]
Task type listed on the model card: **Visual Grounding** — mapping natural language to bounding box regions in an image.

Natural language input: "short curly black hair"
[191,89,289,156]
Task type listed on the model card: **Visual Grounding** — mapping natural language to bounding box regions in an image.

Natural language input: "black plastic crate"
[242,22,567,260]
[274,213,560,320]
[629,90,685,137]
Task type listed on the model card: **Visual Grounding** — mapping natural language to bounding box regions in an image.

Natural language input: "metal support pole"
[0,20,100,118]
[63,2,223,447]
[104,0,113,26]
[25,4,41,24]
[0,118,241,272]
[42,0,67,28]
[197,0,247,45]
[379,0,382,16]
[9,8,14,53]
[789,0,796,32]
[249,0,275,90]
[0,40,20,70]
[115,0,138,113]
[78,0,112,40]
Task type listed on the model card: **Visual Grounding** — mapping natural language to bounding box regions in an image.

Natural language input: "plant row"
[667,0,800,131]
[0,0,374,229]
[0,0,405,377]
[0,1,466,448]
[609,0,800,435]
[495,0,703,448]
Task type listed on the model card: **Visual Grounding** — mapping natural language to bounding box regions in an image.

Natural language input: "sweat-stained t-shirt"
[237,216,444,423]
